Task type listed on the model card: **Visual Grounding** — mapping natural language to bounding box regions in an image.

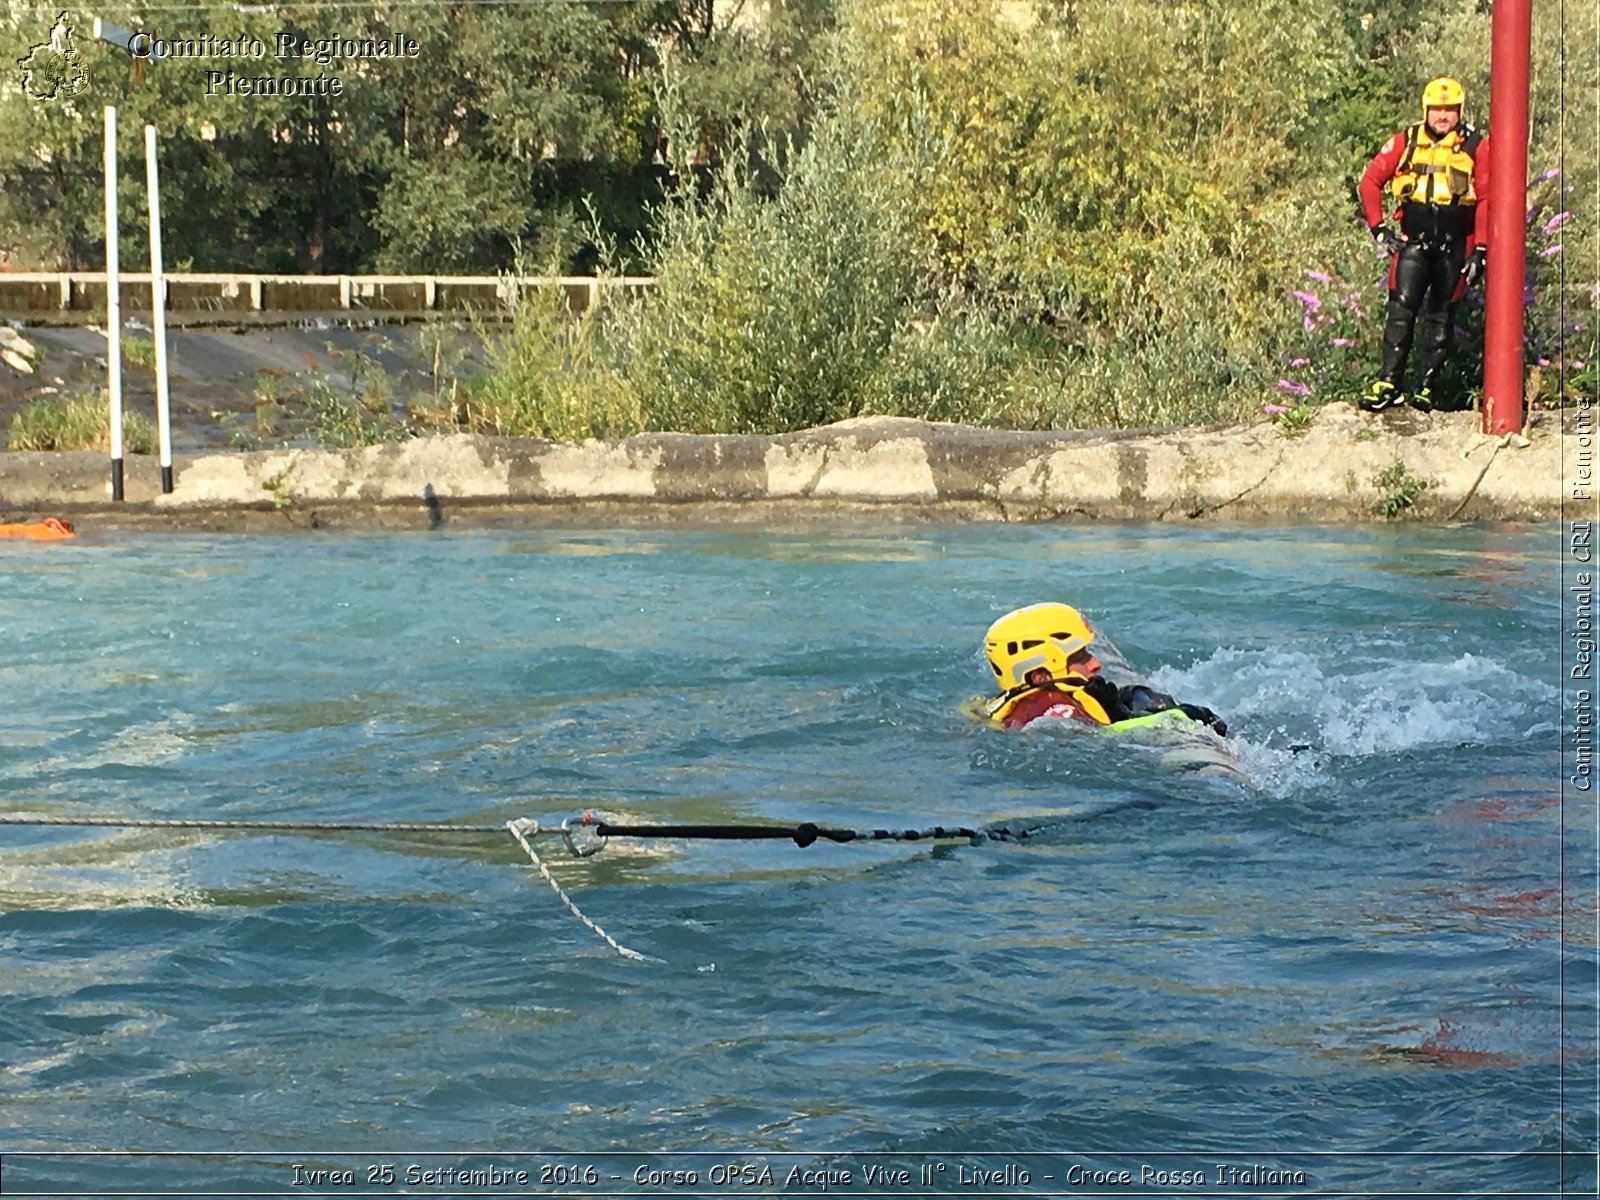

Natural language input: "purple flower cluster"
[1523,171,1595,393]
[1274,267,1387,405]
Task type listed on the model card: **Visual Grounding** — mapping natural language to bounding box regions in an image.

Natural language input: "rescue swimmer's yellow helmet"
[1421,76,1465,117]
[983,603,1094,692]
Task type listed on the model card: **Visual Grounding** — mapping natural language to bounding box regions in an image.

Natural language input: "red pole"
[1482,0,1532,434]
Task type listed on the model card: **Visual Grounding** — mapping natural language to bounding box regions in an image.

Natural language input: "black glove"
[1080,675,1121,708]
[1178,704,1227,737]
[1462,245,1487,288]
[1118,684,1174,717]
[1371,223,1403,257]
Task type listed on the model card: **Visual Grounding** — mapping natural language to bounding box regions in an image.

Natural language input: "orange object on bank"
[0,516,76,540]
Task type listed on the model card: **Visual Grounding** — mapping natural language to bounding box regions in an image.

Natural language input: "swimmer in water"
[980,603,1226,734]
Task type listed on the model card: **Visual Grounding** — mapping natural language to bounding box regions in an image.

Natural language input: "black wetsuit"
[1081,677,1227,734]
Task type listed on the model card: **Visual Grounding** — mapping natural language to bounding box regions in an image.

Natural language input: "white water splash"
[1149,646,1557,761]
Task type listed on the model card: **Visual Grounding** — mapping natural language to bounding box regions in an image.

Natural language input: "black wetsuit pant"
[1379,238,1467,394]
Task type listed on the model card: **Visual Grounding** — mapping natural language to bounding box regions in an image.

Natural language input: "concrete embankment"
[0,408,1575,531]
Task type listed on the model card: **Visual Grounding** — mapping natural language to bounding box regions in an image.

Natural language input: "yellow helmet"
[1421,76,1465,116]
[983,603,1095,692]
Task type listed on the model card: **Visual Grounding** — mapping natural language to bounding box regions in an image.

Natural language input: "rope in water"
[0,814,982,845]
[0,812,986,959]
[505,819,645,961]
[0,815,520,833]
[589,820,982,847]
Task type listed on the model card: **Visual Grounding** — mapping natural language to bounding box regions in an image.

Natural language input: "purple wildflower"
[1541,244,1564,258]
[1531,167,1561,184]
[1292,290,1322,310]
[1288,357,1309,367]
[1304,270,1332,284]
[1262,403,1289,414]
[1543,210,1573,236]
[1277,379,1312,397]
[1332,338,1354,347]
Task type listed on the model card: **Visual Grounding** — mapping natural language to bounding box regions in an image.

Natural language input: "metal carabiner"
[561,813,608,858]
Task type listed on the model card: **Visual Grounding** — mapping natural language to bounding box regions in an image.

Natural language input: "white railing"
[0,272,657,314]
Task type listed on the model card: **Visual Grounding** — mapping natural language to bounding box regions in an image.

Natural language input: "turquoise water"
[0,522,1592,1197]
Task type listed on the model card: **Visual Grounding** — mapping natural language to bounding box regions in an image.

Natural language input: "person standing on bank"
[1357,76,1490,413]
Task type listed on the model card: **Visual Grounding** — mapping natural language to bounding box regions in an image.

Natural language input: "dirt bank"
[0,320,479,453]
[0,406,1576,532]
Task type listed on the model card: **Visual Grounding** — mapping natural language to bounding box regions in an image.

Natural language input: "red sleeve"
[1469,133,1490,251]
[1359,132,1407,229]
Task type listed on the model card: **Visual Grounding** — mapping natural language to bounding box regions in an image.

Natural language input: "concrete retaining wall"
[0,409,1573,530]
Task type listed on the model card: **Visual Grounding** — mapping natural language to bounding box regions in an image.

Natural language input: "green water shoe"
[1359,380,1399,412]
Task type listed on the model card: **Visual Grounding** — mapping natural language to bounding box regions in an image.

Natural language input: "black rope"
[592,821,981,847]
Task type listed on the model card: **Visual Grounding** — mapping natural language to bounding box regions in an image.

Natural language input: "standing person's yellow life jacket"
[1390,121,1482,208]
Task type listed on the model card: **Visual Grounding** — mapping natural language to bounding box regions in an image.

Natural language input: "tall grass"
[460,278,642,440]
[8,391,156,453]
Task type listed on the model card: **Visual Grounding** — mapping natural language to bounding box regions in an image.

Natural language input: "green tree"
[0,1,695,272]
[656,0,838,169]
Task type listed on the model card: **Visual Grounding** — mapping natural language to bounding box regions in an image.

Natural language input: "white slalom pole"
[145,124,173,493]
[104,105,124,501]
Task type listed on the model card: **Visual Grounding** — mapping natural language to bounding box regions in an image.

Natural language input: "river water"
[0,522,1592,1197]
